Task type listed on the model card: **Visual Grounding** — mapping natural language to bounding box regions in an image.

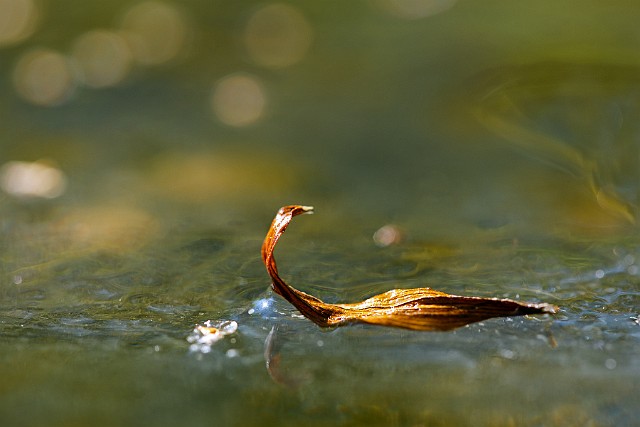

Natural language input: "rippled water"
[2,1,640,426]
[1,203,638,426]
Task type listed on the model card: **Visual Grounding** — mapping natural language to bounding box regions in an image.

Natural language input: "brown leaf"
[261,205,558,331]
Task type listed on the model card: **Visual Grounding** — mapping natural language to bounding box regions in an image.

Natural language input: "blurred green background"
[1,1,640,426]
[3,0,640,233]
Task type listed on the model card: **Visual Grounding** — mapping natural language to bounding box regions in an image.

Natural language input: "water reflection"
[0,0,39,46]
[1,2,640,426]
[144,149,298,202]
[12,48,76,106]
[5,1,191,107]
[187,320,238,354]
[378,0,457,19]
[264,325,313,388]
[0,160,67,199]
[243,3,313,69]
[211,73,267,127]
[71,30,133,88]
[120,1,190,66]
[55,205,159,252]
[473,62,640,225]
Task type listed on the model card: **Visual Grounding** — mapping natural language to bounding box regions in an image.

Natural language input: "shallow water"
[1,1,640,426]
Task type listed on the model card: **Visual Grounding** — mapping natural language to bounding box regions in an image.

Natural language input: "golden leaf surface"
[261,205,558,331]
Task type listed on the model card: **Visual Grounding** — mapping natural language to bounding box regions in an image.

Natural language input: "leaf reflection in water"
[261,205,557,331]
[264,325,313,388]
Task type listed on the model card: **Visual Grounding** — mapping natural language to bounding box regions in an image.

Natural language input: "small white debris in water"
[187,320,238,353]
[373,224,403,247]
[226,349,239,358]
[595,269,605,279]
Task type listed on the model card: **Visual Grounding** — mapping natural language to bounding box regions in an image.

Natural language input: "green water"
[1,1,639,426]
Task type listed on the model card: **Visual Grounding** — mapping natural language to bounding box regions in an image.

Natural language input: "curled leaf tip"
[261,204,559,331]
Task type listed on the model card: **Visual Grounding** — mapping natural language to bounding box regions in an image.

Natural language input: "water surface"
[1,1,639,426]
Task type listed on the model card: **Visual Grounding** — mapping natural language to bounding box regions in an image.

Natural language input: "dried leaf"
[261,205,558,331]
